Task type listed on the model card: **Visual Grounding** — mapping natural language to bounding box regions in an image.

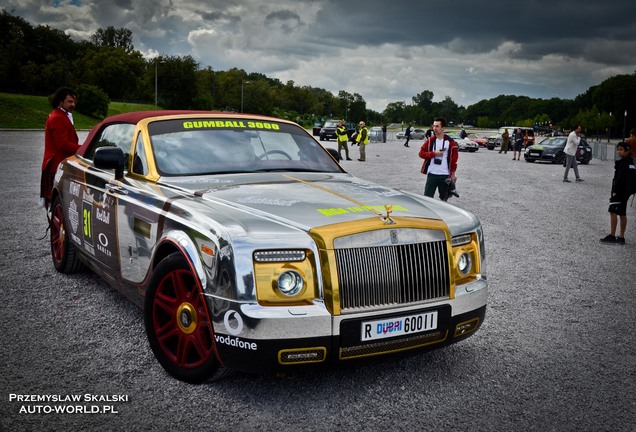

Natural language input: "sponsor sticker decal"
[223,310,244,336]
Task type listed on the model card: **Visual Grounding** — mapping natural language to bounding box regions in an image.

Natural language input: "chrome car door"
[109,132,165,286]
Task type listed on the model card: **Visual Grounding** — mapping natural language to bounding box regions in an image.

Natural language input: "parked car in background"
[396,128,427,140]
[486,127,534,150]
[319,119,355,141]
[369,126,383,142]
[448,134,479,152]
[467,133,487,147]
[524,136,593,164]
[312,121,322,136]
[49,111,488,383]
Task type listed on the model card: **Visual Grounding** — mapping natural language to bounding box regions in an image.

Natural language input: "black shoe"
[357,159,365,162]
[616,237,626,245]
[346,157,352,160]
[576,178,584,182]
[563,179,571,182]
[600,234,617,244]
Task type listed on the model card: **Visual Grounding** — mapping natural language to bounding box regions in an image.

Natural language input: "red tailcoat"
[42,108,79,173]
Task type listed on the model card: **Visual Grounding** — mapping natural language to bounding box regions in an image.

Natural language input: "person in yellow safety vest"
[336,120,352,160]
[356,121,369,161]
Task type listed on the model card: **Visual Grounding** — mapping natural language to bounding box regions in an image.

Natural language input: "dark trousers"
[424,174,449,200]
[338,141,349,159]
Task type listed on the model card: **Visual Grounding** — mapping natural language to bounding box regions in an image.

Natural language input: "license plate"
[531,152,541,156]
[361,311,438,341]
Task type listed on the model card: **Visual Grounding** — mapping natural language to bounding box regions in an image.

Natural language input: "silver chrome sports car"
[50,111,488,383]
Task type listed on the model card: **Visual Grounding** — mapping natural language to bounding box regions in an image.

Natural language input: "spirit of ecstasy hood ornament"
[381,204,396,225]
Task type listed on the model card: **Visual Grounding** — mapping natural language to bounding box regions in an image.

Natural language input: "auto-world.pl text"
[9,394,128,414]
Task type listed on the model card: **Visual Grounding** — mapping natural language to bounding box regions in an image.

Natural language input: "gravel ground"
[0,131,634,432]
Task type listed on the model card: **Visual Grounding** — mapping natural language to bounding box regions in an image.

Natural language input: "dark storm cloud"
[311,0,636,65]
[3,0,635,110]
[264,10,304,30]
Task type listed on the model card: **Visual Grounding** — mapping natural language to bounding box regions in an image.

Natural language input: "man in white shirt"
[418,117,459,200]
[563,125,584,182]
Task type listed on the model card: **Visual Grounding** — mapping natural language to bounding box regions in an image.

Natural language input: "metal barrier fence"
[591,139,618,161]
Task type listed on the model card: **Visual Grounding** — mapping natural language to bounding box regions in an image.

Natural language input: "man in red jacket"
[40,87,79,210]
[418,117,458,201]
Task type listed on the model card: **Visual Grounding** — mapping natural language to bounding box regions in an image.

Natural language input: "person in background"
[336,120,352,160]
[600,142,635,245]
[356,121,369,161]
[418,117,458,201]
[512,128,524,160]
[40,87,79,210]
[404,123,413,147]
[563,125,584,182]
[626,128,636,149]
[381,123,387,143]
[499,128,510,154]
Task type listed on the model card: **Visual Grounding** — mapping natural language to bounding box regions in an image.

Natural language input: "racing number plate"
[361,311,438,342]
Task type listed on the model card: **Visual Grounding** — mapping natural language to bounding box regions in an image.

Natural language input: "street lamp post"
[154,59,158,108]
[154,58,164,109]
[241,80,250,113]
[623,110,627,140]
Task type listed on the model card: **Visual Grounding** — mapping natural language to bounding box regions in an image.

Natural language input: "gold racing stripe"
[283,174,383,216]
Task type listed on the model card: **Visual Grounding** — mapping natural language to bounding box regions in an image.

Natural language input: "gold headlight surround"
[254,250,318,306]
[452,233,481,285]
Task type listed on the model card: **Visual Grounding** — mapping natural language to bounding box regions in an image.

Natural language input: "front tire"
[144,252,229,383]
[50,195,84,273]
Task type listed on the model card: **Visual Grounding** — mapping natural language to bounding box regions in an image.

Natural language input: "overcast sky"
[4,0,636,112]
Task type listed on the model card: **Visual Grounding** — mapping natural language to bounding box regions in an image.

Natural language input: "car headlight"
[451,234,480,285]
[254,249,317,305]
[277,270,304,296]
[457,252,472,275]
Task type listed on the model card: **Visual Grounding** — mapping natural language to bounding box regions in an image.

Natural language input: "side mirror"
[326,147,341,161]
[94,146,125,180]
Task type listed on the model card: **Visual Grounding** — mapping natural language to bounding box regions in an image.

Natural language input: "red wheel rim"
[51,203,65,264]
[152,269,214,369]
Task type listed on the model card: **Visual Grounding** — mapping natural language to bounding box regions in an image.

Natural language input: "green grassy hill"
[0,93,157,129]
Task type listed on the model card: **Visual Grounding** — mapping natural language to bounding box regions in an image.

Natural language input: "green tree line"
[1,10,634,134]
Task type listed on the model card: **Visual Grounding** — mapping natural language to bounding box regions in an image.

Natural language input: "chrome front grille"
[335,240,450,312]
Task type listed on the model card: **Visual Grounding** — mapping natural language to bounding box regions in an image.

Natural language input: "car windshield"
[537,138,567,146]
[148,118,343,176]
[323,121,338,128]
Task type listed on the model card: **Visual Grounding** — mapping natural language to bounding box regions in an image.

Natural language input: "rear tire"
[144,252,230,383]
[50,195,84,273]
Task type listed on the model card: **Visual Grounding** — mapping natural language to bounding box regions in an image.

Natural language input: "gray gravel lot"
[0,131,634,432]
